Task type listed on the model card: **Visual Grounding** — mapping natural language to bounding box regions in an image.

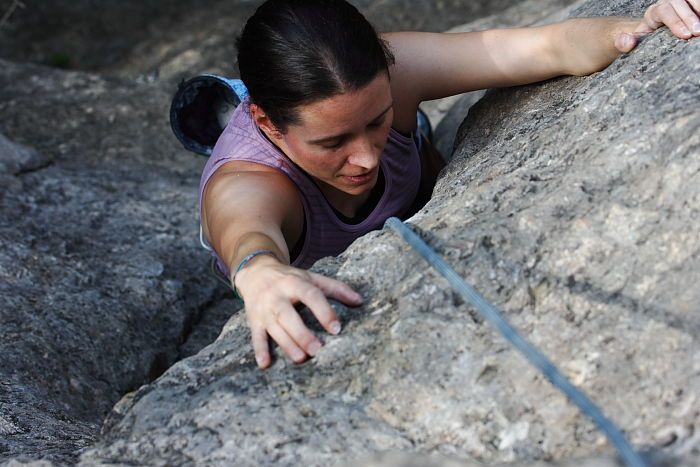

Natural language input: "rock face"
[1,1,540,465]
[0,0,257,73]
[3,0,699,465]
[78,0,700,466]
[0,61,229,463]
[0,0,528,87]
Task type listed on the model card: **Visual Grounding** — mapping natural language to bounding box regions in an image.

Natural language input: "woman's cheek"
[324,153,348,176]
[306,148,346,176]
[377,121,392,146]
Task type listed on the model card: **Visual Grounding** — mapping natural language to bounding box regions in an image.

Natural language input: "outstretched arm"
[383,0,698,125]
[202,163,362,368]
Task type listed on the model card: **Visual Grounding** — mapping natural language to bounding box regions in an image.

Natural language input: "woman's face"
[259,73,394,197]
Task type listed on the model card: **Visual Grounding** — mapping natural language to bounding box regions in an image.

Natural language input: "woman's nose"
[346,136,379,169]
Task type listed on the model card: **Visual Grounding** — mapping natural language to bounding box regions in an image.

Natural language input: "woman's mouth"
[342,167,377,186]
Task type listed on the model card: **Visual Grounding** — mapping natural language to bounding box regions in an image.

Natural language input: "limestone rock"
[79,0,700,466]
[0,59,229,464]
[0,0,532,86]
[2,0,699,465]
[0,0,557,463]
[0,134,51,175]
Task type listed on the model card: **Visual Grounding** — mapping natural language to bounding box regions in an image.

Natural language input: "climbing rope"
[384,217,648,467]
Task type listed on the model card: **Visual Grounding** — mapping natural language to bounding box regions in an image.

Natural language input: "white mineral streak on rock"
[498,420,531,450]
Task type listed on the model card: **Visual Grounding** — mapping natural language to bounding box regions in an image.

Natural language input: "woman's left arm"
[384,0,699,115]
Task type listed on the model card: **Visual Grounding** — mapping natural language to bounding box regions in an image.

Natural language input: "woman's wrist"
[551,17,639,76]
[231,251,280,299]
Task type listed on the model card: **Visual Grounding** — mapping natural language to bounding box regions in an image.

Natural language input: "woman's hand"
[233,255,364,369]
[616,0,700,52]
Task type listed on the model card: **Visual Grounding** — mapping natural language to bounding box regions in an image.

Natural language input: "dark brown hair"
[236,0,395,132]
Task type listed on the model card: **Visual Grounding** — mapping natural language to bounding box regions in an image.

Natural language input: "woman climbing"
[195,0,698,368]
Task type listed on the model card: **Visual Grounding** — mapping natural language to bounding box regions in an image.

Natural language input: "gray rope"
[385,217,647,467]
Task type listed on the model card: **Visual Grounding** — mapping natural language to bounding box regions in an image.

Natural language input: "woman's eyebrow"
[307,102,393,145]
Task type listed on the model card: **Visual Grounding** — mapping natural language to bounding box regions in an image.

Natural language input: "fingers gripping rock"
[294,299,352,336]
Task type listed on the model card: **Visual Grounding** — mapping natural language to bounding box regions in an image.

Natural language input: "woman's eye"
[322,141,343,150]
[368,117,385,128]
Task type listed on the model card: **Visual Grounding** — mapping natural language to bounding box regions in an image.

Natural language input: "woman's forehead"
[294,75,392,135]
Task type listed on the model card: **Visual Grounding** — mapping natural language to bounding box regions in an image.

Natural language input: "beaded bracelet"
[231,249,277,300]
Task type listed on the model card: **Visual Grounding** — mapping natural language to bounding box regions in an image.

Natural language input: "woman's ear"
[249,103,283,140]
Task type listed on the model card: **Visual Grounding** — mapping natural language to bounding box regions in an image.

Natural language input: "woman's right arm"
[202,164,364,368]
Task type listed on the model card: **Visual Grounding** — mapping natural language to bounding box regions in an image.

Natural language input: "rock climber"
[195,0,698,368]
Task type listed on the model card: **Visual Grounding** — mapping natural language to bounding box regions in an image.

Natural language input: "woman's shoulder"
[202,160,304,235]
[203,160,299,211]
[214,159,280,174]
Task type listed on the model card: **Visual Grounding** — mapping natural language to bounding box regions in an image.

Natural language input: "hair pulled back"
[236,0,395,132]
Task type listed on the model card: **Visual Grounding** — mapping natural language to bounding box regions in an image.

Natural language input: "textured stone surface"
[344,450,652,467]
[0,0,529,86]
[0,133,51,175]
[0,0,258,73]
[3,0,699,465]
[78,0,700,466]
[0,1,540,465]
[0,61,229,464]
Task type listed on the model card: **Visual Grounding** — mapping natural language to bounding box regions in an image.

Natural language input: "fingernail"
[330,321,341,335]
[308,341,321,356]
[354,292,364,303]
[255,354,265,367]
[681,26,691,37]
[291,349,305,361]
[692,22,700,34]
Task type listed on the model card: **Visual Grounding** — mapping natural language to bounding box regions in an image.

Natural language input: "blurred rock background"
[1,0,698,466]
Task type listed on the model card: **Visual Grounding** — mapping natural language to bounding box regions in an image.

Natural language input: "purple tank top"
[198,98,421,276]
